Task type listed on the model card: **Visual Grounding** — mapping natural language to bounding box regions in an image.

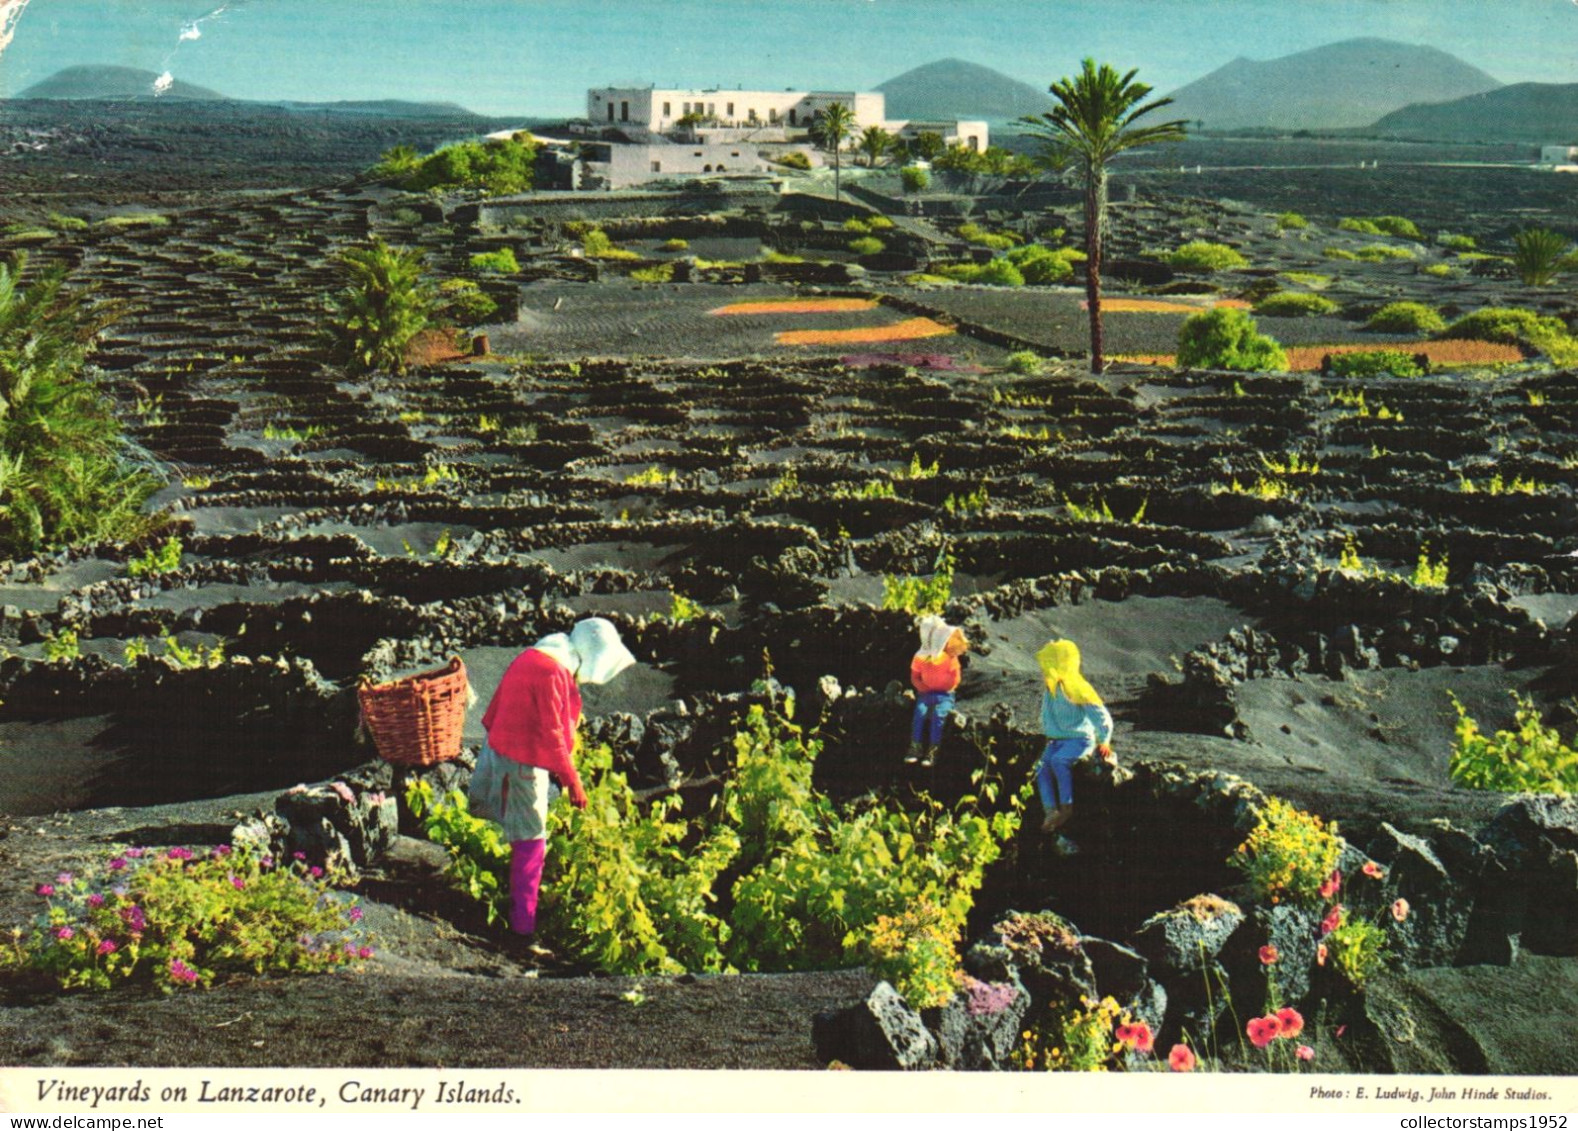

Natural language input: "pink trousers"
[509,838,546,935]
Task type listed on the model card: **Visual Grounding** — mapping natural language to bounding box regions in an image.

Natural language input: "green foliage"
[1005,244,1077,284]
[1020,994,1131,1072]
[1365,301,1446,334]
[1252,291,1339,317]
[1322,247,1359,261]
[1229,796,1343,907]
[1440,307,1578,365]
[127,536,182,578]
[900,166,930,193]
[159,634,225,670]
[1439,234,1477,252]
[958,223,1018,251]
[1422,263,1460,279]
[659,238,690,252]
[1371,216,1423,240]
[1275,212,1308,230]
[406,779,512,922]
[0,257,161,556]
[1510,227,1577,286]
[1326,916,1389,986]
[1004,350,1044,375]
[1411,543,1449,589]
[46,213,89,233]
[1066,493,1147,524]
[394,133,538,195]
[437,278,498,326]
[202,250,254,271]
[42,628,80,663]
[323,237,434,375]
[1279,272,1331,289]
[0,845,367,993]
[468,248,520,275]
[629,263,675,283]
[370,145,421,181]
[858,125,893,167]
[664,592,705,622]
[943,484,990,515]
[1167,241,1248,272]
[773,151,812,171]
[881,553,953,615]
[937,259,1025,287]
[1353,244,1416,262]
[1326,350,1427,379]
[1449,693,1578,793]
[1176,308,1287,372]
[581,229,640,260]
[100,213,169,231]
[857,902,962,1009]
[931,145,1036,177]
[847,236,886,256]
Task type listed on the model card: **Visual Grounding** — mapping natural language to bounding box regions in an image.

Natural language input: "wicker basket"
[357,657,470,767]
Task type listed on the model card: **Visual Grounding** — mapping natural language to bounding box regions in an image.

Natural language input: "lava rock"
[276,778,398,869]
[1370,822,1488,968]
[929,976,1029,1070]
[812,981,938,1070]
[1477,795,1578,957]
[1132,895,1246,976]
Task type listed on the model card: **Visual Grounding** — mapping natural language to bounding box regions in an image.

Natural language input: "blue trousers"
[1036,738,1093,809]
[911,691,955,745]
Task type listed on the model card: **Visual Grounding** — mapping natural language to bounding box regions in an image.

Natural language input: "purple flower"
[309,865,324,879]
[349,906,364,923]
[963,977,1020,1018]
[210,845,233,859]
[97,939,117,956]
[35,883,55,897]
[357,946,374,959]
[292,852,306,862]
[168,958,199,985]
[120,905,147,933]
[55,926,75,941]
[165,847,194,862]
[229,875,245,891]
[124,848,144,859]
[107,858,127,872]
[86,893,105,908]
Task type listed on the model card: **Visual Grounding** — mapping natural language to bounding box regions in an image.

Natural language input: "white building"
[588,86,886,133]
[1539,145,1578,165]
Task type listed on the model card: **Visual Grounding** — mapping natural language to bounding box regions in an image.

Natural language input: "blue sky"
[2,0,1575,115]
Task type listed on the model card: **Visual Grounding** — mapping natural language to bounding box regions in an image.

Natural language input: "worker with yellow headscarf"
[1035,639,1115,833]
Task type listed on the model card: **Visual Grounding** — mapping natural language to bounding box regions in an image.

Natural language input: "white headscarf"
[915,614,960,660]
[533,617,636,685]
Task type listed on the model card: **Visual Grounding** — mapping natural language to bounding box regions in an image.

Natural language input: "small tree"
[1511,227,1577,287]
[1176,308,1288,372]
[900,166,930,194]
[324,237,435,375]
[816,102,858,202]
[907,132,945,162]
[858,125,893,168]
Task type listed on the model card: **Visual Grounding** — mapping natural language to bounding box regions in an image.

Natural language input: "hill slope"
[1368,82,1578,144]
[877,58,1052,121]
[1164,38,1500,131]
[16,64,228,101]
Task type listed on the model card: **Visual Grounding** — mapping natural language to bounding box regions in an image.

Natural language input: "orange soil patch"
[1115,339,1525,371]
[403,329,469,368]
[1084,298,1252,313]
[711,298,879,316]
[775,317,955,346]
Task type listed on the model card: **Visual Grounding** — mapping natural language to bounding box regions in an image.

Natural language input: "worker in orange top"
[907,614,968,768]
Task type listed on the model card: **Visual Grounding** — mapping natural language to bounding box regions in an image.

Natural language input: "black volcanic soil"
[2,137,1578,1073]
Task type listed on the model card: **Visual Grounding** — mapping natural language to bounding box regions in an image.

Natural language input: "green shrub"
[1510,227,1577,286]
[842,218,872,233]
[937,260,1025,287]
[958,223,1017,251]
[1322,247,1359,261]
[866,216,894,230]
[46,213,89,233]
[0,258,162,555]
[659,238,690,252]
[1253,291,1339,317]
[1422,263,1460,279]
[323,237,434,375]
[397,133,537,195]
[1229,796,1343,907]
[1339,217,1383,236]
[468,247,520,275]
[629,263,675,283]
[1440,307,1578,364]
[1005,244,1076,285]
[370,145,421,181]
[1279,271,1331,289]
[581,229,640,260]
[1176,308,1287,372]
[1354,245,1416,262]
[1004,350,1044,375]
[203,250,254,271]
[1326,350,1427,378]
[900,166,930,194]
[1439,233,1477,252]
[1276,212,1309,230]
[1168,241,1248,273]
[762,250,805,264]
[882,553,953,614]
[100,213,169,230]
[774,151,812,171]
[1365,301,1446,334]
[127,535,182,578]
[1327,916,1391,986]
[0,845,368,993]
[1372,216,1423,240]
[857,902,962,1009]
[1449,693,1578,793]
[848,236,886,256]
[437,278,498,326]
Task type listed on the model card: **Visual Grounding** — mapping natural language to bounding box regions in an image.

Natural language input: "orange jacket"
[911,653,961,695]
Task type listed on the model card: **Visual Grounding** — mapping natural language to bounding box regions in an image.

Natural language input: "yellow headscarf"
[1037,639,1103,707]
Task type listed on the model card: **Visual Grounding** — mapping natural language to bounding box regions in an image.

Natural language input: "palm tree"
[816,102,857,202]
[324,237,435,375]
[1511,227,1577,286]
[1022,59,1187,373]
[858,125,892,169]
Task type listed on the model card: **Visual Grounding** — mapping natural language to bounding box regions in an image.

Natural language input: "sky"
[0,0,1575,116]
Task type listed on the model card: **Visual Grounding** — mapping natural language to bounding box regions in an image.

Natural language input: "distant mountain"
[1367,83,1578,144]
[16,65,228,102]
[878,59,1053,122]
[1163,38,1501,131]
[270,99,483,120]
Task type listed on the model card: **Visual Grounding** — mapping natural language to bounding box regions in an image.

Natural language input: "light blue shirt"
[1041,685,1113,743]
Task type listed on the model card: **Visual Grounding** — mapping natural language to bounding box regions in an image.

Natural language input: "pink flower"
[55,926,74,941]
[1247,1015,1283,1049]
[210,845,232,859]
[107,858,127,872]
[1258,944,1279,966]
[357,946,374,959]
[55,872,73,885]
[35,883,55,897]
[165,847,194,862]
[97,939,117,956]
[1297,1045,1315,1061]
[1168,1044,1196,1072]
[1319,869,1342,900]
[1361,861,1385,879]
[348,906,364,923]
[1316,943,1328,966]
[124,848,144,859]
[120,905,147,933]
[1276,1008,1305,1039]
[309,865,324,879]
[1320,905,1345,936]
[1392,898,1410,922]
[292,852,307,861]
[86,893,104,908]
[229,875,245,891]
[168,958,199,985]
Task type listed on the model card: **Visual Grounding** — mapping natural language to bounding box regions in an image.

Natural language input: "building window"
[727,102,734,117]
[621,101,629,122]
[707,102,715,116]
[652,161,662,172]
[789,108,797,125]
[748,109,758,123]
[769,108,778,123]
[694,151,703,157]
[663,102,671,117]
[607,104,615,122]
[731,151,740,157]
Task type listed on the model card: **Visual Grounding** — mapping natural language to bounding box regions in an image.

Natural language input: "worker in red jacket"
[907,614,968,768]
[471,617,634,952]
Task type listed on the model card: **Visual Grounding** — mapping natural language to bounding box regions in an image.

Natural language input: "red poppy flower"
[1168,1044,1196,1072]
[1247,1015,1284,1048]
[1319,869,1342,899]
[1362,861,1385,879]
[1276,1008,1305,1038]
[1316,943,1328,966]
[1392,898,1410,922]
[1128,1021,1154,1053]
[1258,944,1279,965]
[1320,904,1345,936]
